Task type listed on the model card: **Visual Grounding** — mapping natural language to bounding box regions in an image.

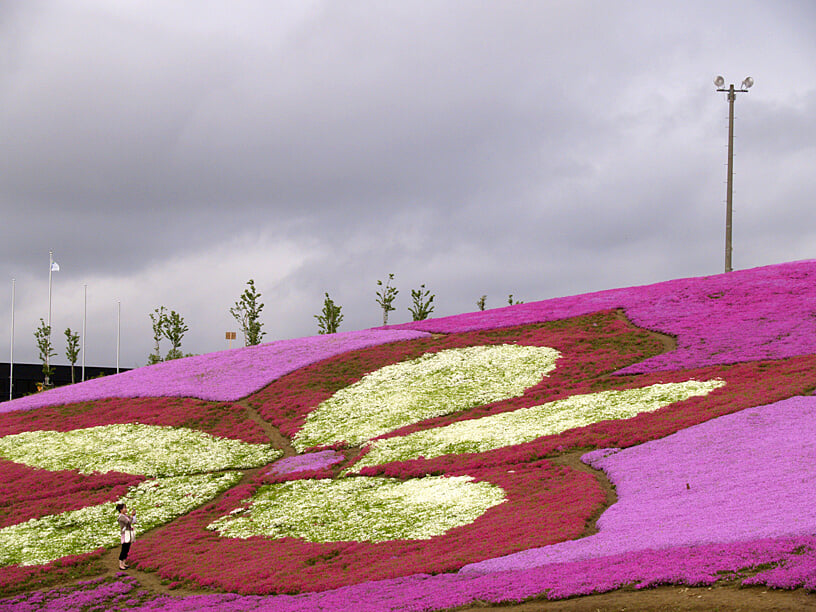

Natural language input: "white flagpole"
[47,251,53,386]
[82,284,87,382]
[116,300,121,374]
[48,252,52,328]
[9,278,14,401]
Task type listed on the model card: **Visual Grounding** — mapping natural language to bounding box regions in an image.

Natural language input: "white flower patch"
[208,475,506,543]
[293,345,560,451]
[348,379,726,472]
[0,472,241,566]
[0,423,282,477]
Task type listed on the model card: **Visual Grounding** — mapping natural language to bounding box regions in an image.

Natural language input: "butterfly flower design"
[0,343,722,564]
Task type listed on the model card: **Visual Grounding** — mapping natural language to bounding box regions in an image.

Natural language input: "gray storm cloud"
[1,0,814,367]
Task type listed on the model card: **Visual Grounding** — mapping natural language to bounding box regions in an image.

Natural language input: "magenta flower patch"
[389,259,816,374]
[4,537,816,610]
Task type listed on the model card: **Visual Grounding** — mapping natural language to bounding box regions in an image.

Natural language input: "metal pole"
[82,284,87,382]
[725,84,735,273]
[116,300,121,374]
[46,251,53,386]
[716,75,751,274]
[47,252,52,328]
[9,279,14,401]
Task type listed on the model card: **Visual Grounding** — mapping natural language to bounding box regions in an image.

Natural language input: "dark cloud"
[1,1,814,367]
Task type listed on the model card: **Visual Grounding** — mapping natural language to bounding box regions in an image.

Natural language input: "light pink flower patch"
[463,395,816,574]
[266,451,345,476]
[1,329,430,412]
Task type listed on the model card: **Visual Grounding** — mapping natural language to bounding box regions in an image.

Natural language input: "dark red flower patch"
[0,460,144,529]
[128,459,604,594]
[246,310,667,440]
[358,355,816,478]
[0,396,269,443]
[0,549,107,597]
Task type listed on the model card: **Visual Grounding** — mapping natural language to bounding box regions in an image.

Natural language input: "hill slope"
[0,260,815,611]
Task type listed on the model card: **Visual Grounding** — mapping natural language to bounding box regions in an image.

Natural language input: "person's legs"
[119,542,131,569]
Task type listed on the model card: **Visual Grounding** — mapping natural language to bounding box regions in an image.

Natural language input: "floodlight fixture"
[714,75,725,88]
[742,76,754,89]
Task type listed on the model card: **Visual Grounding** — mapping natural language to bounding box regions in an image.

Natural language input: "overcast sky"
[2,0,815,369]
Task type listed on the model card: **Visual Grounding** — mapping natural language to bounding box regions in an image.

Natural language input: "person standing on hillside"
[116,503,136,570]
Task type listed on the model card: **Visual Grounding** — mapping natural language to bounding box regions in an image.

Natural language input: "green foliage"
[162,310,189,361]
[34,318,56,386]
[230,279,266,346]
[375,273,399,325]
[316,292,343,335]
[408,284,435,321]
[64,328,80,384]
[476,295,487,311]
[148,306,167,364]
[148,307,188,363]
[508,294,524,305]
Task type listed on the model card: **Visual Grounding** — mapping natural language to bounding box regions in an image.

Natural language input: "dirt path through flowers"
[241,400,297,456]
[614,308,677,355]
[550,450,617,538]
[94,465,274,598]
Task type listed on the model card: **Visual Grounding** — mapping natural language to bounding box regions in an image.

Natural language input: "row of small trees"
[314,274,522,335]
[33,320,81,387]
[145,276,522,358]
[32,276,523,383]
[315,273,435,335]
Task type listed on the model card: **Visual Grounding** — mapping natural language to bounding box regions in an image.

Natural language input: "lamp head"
[714,75,725,88]
[742,76,754,89]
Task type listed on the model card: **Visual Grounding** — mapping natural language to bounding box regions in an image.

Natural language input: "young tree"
[148,306,167,365]
[34,318,57,388]
[508,294,524,305]
[64,327,80,384]
[230,279,266,346]
[408,284,435,321]
[315,292,343,335]
[476,295,487,311]
[375,273,399,325]
[162,310,189,361]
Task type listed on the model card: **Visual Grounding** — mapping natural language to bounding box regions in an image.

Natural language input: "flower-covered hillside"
[0,261,815,611]
[6,259,816,414]
[1,329,430,412]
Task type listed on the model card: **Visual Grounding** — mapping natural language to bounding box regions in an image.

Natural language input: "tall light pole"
[9,279,14,401]
[46,251,59,387]
[116,300,121,374]
[82,284,87,383]
[715,75,753,273]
